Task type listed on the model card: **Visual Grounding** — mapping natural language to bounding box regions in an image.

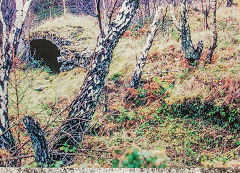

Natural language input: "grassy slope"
[8,2,240,168]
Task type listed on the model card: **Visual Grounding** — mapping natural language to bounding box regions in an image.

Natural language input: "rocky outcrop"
[25,31,93,72]
[23,15,98,72]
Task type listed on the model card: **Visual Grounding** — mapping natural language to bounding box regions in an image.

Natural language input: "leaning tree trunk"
[0,0,32,166]
[170,0,203,64]
[131,7,163,89]
[46,0,139,166]
[206,0,217,63]
[22,116,49,167]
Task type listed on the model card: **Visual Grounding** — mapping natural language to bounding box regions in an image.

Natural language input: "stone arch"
[30,39,61,73]
[26,32,69,73]
[24,30,93,73]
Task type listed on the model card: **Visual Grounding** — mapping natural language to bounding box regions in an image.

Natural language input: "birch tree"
[206,0,217,63]
[170,0,203,63]
[201,0,211,30]
[23,0,139,167]
[131,6,167,89]
[0,0,32,166]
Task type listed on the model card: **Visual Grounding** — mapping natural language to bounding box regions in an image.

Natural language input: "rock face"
[26,32,93,72]
[59,49,93,72]
[23,15,99,72]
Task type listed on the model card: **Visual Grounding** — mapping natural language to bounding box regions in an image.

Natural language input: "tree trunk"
[0,0,32,166]
[102,0,108,30]
[22,116,49,167]
[201,0,210,30]
[206,0,217,63]
[204,7,209,30]
[49,0,139,166]
[170,0,203,64]
[239,0,240,29]
[131,7,162,89]
[226,0,233,7]
[0,31,23,167]
[0,59,16,166]
[63,0,67,18]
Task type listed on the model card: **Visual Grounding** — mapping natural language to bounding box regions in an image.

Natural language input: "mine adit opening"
[30,39,61,73]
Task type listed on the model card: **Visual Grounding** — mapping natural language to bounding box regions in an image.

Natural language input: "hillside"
[7,1,240,168]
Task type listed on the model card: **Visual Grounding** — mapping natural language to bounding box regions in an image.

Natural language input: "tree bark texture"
[0,0,32,166]
[22,117,50,167]
[131,7,162,89]
[226,0,233,7]
[206,0,217,64]
[49,0,139,166]
[170,0,203,63]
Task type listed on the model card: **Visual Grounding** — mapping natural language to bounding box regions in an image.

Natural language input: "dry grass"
[31,14,99,39]
[27,14,99,56]
[8,67,87,124]
[7,1,240,168]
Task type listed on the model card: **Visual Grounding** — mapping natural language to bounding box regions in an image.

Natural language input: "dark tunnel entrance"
[30,39,61,73]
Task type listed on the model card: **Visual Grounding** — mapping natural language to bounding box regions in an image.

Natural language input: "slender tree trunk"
[239,0,240,29]
[0,3,15,156]
[0,56,16,166]
[48,0,139,166]
[0,32,23,167]
[102,0,108,30]
[201,0,210,30]
[22,116,49,167]
[204,7,209,30]
[63,0,67,18]
[131,7,162,89]
[206,0,217,63]
[94,0,98,15]
[170,0,203,63]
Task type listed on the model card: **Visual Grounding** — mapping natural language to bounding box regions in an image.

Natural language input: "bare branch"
[102,0,108,30]
[131,6,168,88]
[96,0,105,38]
[108,0,120,24]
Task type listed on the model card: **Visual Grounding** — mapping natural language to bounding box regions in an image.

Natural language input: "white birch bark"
[131,7,162,89]
[0,0,32,166]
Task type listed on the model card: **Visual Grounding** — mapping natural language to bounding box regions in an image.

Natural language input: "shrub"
[112,148,169,168]
[109,72,123,82]
[157,98,240,132]
[125,81,166,108]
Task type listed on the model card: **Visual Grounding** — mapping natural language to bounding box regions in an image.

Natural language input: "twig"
[4,154,34,161]
[96,0,105,38]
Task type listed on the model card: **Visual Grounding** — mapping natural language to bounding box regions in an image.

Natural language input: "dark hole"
[30,39,61,73]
